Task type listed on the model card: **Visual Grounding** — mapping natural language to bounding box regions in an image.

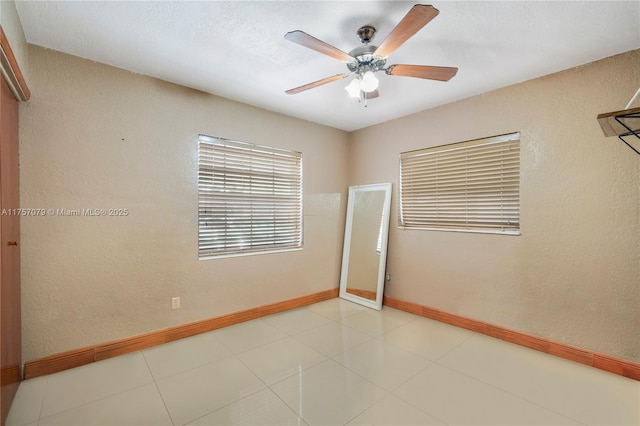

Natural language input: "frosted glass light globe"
[345,79,361,98]
[360,71,379,93]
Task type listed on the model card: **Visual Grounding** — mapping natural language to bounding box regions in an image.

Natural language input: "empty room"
[1,1,639,425]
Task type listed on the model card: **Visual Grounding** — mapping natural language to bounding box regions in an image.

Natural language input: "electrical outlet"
[171,297,181,310]
[385,273,391,282]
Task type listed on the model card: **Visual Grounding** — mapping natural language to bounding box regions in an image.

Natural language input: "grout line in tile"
[294,325,377,360]
[207,328,235,353]
[280,318,337,338]
[34,353,159,421]
[303,299,371,318]
[140,350,177,426]
[179,385,278,426]
[145,342,272,424]
[142,345,236,382]
[325,356,392,399]
[232,334,291,357]
[188,353,294,425]
[36,382,158,426]
[329,336,377,362]
[427,326,476,363]
[341,399,382,426]
[214,317,297,355]
[386,370,451,426]
[35,375,49,423]
[264,383,310,426]
[432,361,587,425]
[310,358,391,426]
[233,344,280,388]
[6,377,47,426]
[17,299,633,426]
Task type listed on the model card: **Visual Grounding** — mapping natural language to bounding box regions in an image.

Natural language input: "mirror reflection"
[339,183,392,310]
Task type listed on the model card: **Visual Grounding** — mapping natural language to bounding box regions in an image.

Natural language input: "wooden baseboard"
[25,290,638,382]
[24,288,338,380]
[384,296,640,381]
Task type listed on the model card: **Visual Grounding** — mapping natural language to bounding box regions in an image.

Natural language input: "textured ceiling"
[15,1,640,131]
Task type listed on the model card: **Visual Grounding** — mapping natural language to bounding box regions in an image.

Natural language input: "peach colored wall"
[349,49,640,362]
[18,43,640,364]
[19,46,349,361]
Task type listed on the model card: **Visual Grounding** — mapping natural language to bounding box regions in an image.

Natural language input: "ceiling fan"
[284,4,458,102]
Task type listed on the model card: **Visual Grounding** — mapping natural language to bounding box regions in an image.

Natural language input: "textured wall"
[20,46,349,361]
[349,49,640,362]
[18,43,640,364]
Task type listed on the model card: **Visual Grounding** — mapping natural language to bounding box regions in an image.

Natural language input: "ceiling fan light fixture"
[345,78,362,98]
[360,71,379,93]
[285,5,458,100]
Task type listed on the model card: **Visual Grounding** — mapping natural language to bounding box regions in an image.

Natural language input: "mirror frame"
[339,182,392,310]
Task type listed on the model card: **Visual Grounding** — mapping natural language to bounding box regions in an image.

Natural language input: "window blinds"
[399,133,520,234]
[198,135,303,258]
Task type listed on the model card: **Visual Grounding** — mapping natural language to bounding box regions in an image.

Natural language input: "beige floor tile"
[263,308,333,335]
[237,337,327,385]
[156,356,265,425]
[187,388,306,425]
[339,307,417,336]
[347,394,444,425]
[39,352,154,418]
[334,339,431,391]
[214,319,287,354]
[9,299,637,426]
[305,298,369,321]
[394,363,582,425]
[380,316,472,360]
[6,375,48,426]
[294,322,374,357]
[439,334,640,425]
[270,359,387,425]
[143,331,232,379]
[38,383,172,426]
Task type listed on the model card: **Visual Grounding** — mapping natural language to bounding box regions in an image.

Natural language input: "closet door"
[0,76,21,425]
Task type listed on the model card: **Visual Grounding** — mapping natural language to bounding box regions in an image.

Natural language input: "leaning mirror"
[339,183,392,310]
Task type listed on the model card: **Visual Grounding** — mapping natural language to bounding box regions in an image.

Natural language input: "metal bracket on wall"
[614,110,640,155]
[597,106,640,156]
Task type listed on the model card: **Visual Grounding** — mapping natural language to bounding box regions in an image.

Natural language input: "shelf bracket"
[614,111,640,155]
[597,106,640,156]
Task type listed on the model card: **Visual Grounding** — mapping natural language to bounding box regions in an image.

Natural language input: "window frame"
[399,132,520,235]
[197,134,303,259]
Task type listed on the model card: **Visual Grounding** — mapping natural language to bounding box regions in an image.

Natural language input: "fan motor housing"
[347,45,386,73]
[348,27,387,74]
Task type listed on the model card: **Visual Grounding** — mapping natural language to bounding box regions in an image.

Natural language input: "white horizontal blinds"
[198,135,303,258]
[400,133,520,234]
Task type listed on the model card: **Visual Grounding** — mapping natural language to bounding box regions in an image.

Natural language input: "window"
[399,132,520,234]
[198,135,303,258]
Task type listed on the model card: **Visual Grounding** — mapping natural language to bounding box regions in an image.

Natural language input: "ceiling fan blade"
[285,30,353,62]
[285,74,349,95]
[387,64,458,81]
[375,5,439,58]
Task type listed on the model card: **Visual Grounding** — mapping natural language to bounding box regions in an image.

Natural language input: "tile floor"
[6,298,640,426]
